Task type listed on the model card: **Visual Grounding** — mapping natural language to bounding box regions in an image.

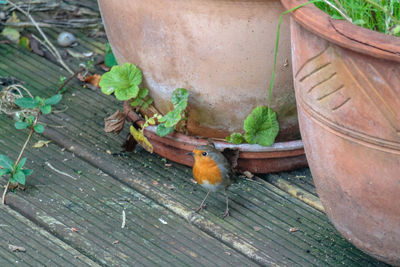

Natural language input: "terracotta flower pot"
[281,0,400,265]
[98,0,308,173]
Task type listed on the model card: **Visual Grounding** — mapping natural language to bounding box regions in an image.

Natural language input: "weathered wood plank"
[0,206,99,267]
[1,116,256,267]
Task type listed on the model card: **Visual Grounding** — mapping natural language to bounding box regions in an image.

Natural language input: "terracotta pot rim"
[125,106,304,153]
[280,0,400,63]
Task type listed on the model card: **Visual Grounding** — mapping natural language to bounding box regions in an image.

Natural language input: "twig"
[2,115,37,205]
[44,162,77,180]
[1,181,10,205]
[56,67,85,94]
[6,0,73,74]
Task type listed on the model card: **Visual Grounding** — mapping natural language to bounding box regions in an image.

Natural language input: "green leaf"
[105,52,118,67]
[15,121,29,130]
[40,104,52,114]
[33,124,45,133]
[162,109,182,128]
[44,94,62,105]
[392,25,400,35]
[143,98,153,109]
[130,97,144,107]
[156,124,174,137]
[19,36,30,50]
[171,88,189,109]
[138,88,149,98]
[11,170,25,185]
[0,168,11,176]
[99,63,142,100]
[226,133,246,145]
[14,97,39,109]
[0,154,13,170]
[0,0,8,4]
[244,106,279,147]
[26,115,35,124]
[1,27,20,43]
[22,169,33,176]
[16,157,26,169]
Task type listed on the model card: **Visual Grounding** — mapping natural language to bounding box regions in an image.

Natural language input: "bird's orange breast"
[193,156,223,185]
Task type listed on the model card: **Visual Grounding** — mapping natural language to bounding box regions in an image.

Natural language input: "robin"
[187,144,236,218]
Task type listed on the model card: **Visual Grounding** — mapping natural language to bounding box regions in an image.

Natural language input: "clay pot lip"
[124,104,304,153]
[143,124,304,152]
[280,0,400,63]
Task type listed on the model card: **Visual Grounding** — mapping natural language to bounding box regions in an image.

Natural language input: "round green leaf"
[40,104,52,114]
[99,63,142,100]
[33,123,45,133]
[244,106,279,147]
[15,121,29,130]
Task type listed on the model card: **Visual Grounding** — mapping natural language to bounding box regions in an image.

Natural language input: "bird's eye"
[201,152,208,156]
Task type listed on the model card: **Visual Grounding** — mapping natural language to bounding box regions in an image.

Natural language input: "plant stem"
[56,67,85,94]
[1,181,10,205]
[1,114,38,205]
[268,0,322,107]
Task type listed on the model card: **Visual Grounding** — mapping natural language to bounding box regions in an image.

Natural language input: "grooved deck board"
[0,42,387,266]
[1,116,255,267]
[0,206,99,267]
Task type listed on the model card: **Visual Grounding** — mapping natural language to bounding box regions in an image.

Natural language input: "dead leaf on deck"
[29,35,45,57]
[253,226,262,232]
[104,110,126,134]
[130,126,153,153]
[9,245,26,252]
[289,227,299,233]
[121,133,137,152]
[243,171,254,179]
[32,140,51,148]
[84,74,101,88]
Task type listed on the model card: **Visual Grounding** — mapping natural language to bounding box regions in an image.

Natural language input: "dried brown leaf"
[104,110,126,134]
[84,74,101,87]
[32,140,51,148]
[121,133,137,152]
[243,171,254,179]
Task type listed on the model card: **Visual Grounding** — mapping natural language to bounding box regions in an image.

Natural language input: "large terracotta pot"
[98,0,308,173]
[281,0,400,265]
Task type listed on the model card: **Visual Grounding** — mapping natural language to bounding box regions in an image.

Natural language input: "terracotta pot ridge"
[281,0,400,62]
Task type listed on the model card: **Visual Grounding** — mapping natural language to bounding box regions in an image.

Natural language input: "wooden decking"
[0,1,388,266]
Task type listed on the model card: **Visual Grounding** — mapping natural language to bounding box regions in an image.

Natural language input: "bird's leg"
[195,191,210,213]
[222,188,230,218]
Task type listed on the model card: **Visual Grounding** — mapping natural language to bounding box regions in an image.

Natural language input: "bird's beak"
[186,152,194,156]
